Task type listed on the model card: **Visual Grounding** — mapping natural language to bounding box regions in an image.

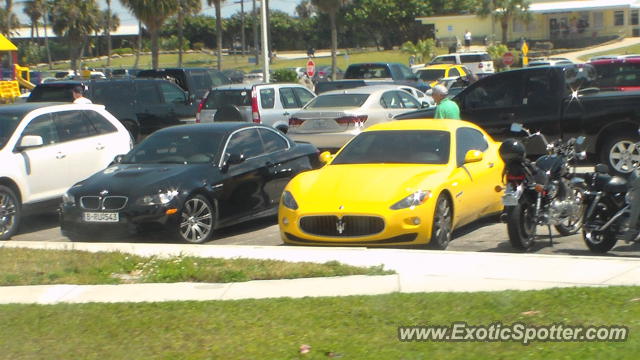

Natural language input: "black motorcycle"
[499,123,587,250]
[581,163,640,253]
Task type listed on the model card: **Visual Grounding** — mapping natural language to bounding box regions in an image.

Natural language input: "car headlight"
[136,190,179,206]
[390,190,431,210]
[62,191,76,207]
[282,191,298,210]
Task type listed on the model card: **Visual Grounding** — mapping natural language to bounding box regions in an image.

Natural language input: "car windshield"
[205,89,251,109]
[305,94,369,109]
[0,113,22,150]
[417,69,446,81]
[122,131,225,164]
[332,130,450,164]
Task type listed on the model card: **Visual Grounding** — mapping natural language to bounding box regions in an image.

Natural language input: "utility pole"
[253,0,259,65]
[261,0,269,82]
[234,0,246,55]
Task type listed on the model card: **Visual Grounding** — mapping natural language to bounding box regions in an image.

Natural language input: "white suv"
[196,83,316,133]
[0,103,132,239]
[430,52,495,74]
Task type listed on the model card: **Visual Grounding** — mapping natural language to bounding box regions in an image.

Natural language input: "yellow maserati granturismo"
[279,119,504,249]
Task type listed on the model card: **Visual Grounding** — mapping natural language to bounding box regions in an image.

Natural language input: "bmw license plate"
[83,212,119,223]
[502,193,519,206]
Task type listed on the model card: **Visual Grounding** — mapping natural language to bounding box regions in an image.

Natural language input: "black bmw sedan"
[60,123,319,243]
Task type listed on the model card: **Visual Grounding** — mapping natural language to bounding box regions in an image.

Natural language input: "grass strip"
[0,287,638,359]
[0,247,392,286]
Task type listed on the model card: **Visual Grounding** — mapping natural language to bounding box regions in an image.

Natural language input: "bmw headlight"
[137,189,179,206]
[62,191,76,207]
[390,190,431,210]
[282,191,298,210]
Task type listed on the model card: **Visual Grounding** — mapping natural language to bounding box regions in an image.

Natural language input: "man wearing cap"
[431,85,460,120]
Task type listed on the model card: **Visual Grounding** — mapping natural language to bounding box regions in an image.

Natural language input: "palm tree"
[99,7,119,64]
[120,0,180,70]
[23,0,43,44]
[207,0,226,71]
[177,0,201,67]
[295,0,314,18]
[0,3,18,36]
[477,0,531,45]
[49,0,100,72]
[311,0,349,80]
[400,39,436,64]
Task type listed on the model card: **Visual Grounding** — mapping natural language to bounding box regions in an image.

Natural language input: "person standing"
[72,85,92,104]
[432,85,460,120]
[464,29,472,51]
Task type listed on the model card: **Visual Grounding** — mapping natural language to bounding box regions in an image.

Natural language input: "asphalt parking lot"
[11,211,640,258]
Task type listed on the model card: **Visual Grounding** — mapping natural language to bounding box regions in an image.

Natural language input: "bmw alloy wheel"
[178,196,214,244]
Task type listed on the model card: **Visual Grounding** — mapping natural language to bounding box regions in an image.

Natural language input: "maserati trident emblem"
[336,218,346,235]
[338,205,344,210]
[99,190,109,196]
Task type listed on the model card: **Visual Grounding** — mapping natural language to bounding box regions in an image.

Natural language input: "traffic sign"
[502,52,514,66]
[306,59,315,77]
[521,41,529,56]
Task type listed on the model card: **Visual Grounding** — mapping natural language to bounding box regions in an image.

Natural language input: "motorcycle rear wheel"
[506,203,536,251]
[583,230,617,253]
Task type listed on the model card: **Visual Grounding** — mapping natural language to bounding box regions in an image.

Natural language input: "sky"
[15,0,298,27]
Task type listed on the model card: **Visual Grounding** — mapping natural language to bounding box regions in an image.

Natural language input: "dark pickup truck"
[395,65,640,175]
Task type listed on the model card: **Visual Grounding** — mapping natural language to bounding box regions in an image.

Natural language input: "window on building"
[593,12,604,29]
[615,11,625,26]
[632,10,639,26]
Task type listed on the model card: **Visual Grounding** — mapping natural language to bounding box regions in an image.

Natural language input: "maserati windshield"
[332,130,450,164]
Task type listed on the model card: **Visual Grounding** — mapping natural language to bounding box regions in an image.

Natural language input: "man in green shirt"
[432,85,460,120]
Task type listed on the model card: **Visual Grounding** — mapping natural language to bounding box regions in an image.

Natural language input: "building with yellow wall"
[417,0,640,45]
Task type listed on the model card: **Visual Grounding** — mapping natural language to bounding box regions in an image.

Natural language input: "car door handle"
[488,162,494,168]
[96,144,105,150]
[56,152,66,159]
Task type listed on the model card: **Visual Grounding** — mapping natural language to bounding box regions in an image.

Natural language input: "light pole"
[260,0,269,82]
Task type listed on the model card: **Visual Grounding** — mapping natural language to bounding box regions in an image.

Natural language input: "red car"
[588,57,640,91]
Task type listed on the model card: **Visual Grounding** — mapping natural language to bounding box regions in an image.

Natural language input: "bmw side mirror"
[421,101,430,109]
[111,154,125,165]
[221,152,245,172]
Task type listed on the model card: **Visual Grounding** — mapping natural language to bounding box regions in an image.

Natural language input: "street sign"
[521,41,529,56]
[306,59,315,77]
[503,52,514,66]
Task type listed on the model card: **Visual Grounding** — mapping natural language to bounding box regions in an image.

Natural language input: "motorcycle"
[498,123,587,250]
[582,162,640,253]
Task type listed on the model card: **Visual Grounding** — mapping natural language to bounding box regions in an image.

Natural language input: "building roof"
[529,0,640,13]
[9,23,140,40]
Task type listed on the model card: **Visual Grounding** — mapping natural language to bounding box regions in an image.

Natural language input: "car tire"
[601,133,640,175]
[0,185,21,240]
[427,194,452,250]
[175,195,215,244]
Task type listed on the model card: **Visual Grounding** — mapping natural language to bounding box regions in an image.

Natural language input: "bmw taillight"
[251,87,260,123]
[335,115,368,125]
[289,117,304,127]
[195,98,206,123]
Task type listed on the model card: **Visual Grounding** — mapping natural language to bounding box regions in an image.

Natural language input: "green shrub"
[272,68,298,83]
[112,48,133,55]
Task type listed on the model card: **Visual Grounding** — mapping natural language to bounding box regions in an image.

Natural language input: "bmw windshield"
[332,130,450,164]
[0,113,23,150]
[122,131,226,164]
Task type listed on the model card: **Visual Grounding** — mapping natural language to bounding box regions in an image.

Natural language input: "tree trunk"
[216,2,222,71]
[501,17,509,45]
[43,8,52,69]
[70,37,77,73]
[329,12,337,81]
[107,0,112,66]
[151,27,159,70]
[252,0,259,65]
[35,21,40,50]
[178,10,184,67]
[134,21,142,68]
